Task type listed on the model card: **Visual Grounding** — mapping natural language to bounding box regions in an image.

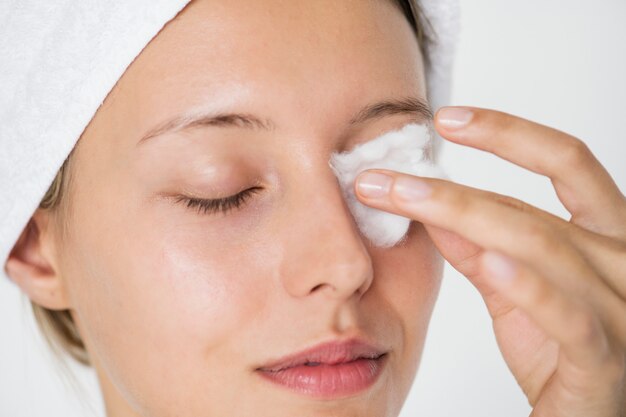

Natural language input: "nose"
[276,169,375,302]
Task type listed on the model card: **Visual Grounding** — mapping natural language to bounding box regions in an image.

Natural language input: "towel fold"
[0,0,460,280]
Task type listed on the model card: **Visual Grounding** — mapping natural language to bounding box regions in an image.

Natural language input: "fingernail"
[482,251,516,281]
[356,171,393,198]
[393,176,432,202]
[437,107,474,130]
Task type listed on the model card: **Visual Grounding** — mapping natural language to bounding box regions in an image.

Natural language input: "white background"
[1,1,625,416]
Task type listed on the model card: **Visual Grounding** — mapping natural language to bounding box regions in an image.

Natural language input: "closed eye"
[174,187,263,216]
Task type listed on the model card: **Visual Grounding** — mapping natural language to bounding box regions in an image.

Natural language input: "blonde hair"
[31,0,433,366]
[33,148,91,366]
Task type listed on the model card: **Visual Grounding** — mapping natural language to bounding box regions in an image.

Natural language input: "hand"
[354,107,626,417]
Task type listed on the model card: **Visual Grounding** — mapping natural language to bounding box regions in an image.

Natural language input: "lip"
[255,338,389,399]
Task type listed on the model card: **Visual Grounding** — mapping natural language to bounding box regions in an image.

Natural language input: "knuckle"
[558,137,593,169]
[523,222,559,255]
[494,194,529,212]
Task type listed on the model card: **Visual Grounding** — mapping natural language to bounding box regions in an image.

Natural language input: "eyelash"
[174,187,262,216]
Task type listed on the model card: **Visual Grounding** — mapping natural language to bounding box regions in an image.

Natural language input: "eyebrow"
[136,96,433,146]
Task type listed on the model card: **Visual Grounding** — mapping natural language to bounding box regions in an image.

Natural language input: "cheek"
[65,158,270,349]
[63,190,271,409]
[363,221,442,400]
[375,221,443,316]
[373,222,443,348]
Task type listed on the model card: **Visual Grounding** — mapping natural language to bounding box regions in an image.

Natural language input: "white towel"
[0,0,460,280]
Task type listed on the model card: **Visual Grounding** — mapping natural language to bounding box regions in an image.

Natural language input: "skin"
[356,107,626,417]
[6,1,625,416]
[5,0,443,416]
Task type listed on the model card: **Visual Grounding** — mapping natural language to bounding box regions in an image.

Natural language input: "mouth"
[255,338,389,399]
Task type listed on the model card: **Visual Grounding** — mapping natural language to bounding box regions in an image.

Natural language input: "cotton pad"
[329,123,447,248]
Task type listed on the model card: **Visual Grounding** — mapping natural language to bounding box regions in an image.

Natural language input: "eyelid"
[175,187,262,216]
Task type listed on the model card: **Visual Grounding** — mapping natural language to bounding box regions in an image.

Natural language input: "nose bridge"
[277,165,374,301]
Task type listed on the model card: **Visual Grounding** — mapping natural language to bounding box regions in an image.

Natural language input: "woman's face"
[54,0,443,415]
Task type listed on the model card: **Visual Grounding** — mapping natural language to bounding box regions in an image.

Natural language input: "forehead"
[96,0,426,151]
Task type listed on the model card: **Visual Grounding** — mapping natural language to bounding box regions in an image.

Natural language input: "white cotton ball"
[328,122,447,248]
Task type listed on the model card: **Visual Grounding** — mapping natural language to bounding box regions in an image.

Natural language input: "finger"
[420,224,519,320]
[474,187,626,301]
[428,186,626,302]
[480,251,621,378]
[355,170,626,333]
[434,106,626,238]
[469,188,626,300]
[564,226,626,300]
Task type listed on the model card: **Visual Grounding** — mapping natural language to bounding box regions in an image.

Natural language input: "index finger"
[434,106,626,237]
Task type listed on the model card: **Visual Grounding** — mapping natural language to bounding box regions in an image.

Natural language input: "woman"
[2,0,625,416]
